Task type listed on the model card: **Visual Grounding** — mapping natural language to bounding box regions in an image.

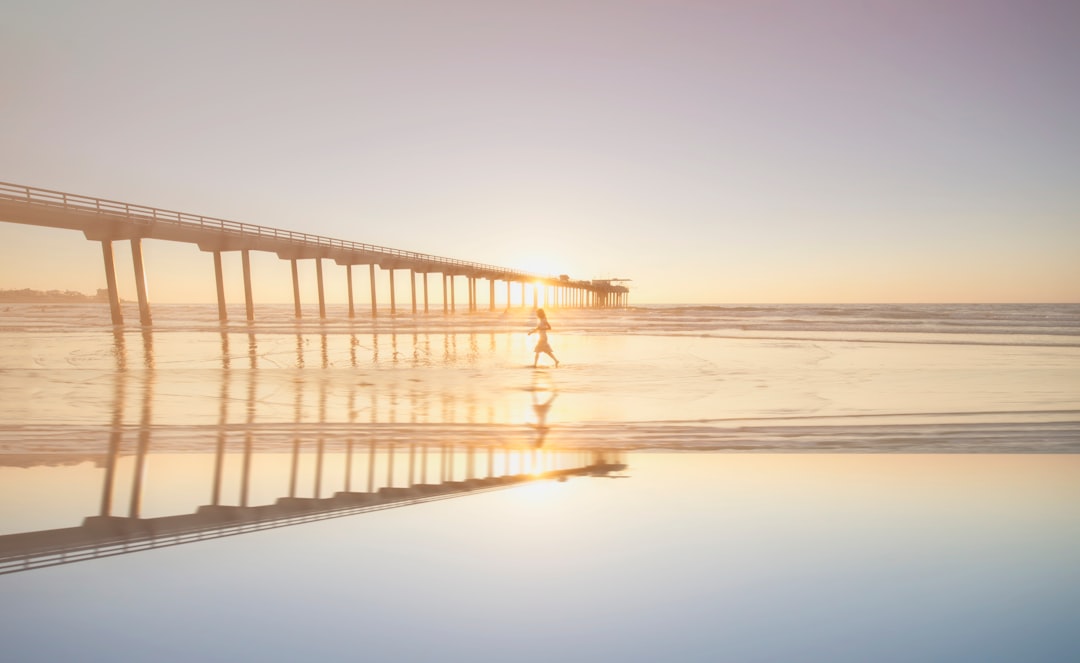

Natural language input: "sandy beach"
[2,302,1079,661]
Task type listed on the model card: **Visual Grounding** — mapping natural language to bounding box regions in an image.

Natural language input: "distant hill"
[0,288,109,303]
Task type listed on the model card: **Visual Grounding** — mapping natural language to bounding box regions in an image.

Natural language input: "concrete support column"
[315,258,326,319]
[442,274,449,314]
[521,282,526,309]
[369,264,378,317]
[410,269,417,314]
[450,275,456,312]
[506,281,511,309]
[100,241,123,325]
[213,251,227,322]
[346,264,355,319]
[290,259,302,319]
[130,238,152,326]
[388,269,397,314]
[532,284,538,309]
[314,438,325,498]
[344,439,354,492]
[490,279,496,311]
[242,250,254,322]
[422,272,429,313]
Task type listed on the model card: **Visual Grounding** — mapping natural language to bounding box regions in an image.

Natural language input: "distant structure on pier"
[0,181,630,326]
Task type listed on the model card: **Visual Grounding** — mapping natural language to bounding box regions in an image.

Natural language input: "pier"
[0,181,631,326]
[0,323,630,575]
[0,443,627,575]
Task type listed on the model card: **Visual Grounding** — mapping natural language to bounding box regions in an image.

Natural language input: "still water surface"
[1,303,1078,661]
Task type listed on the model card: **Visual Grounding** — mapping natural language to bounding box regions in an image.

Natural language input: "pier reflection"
[0,327,628,575]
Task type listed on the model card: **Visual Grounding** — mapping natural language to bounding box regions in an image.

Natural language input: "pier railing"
[0,181,555,283]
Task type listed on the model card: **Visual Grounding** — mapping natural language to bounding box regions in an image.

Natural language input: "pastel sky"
[2,0,1078,304]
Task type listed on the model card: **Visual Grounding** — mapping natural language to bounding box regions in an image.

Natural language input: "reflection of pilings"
[344,439,354,492]
[289,438,300,499]
[367,440,377,493]
[211,369,229,506]
[0,440,628,575]
[140,329,154,370]
[1,455,629,576]
[314,376,327,498]
[241,363,255,507]
[289,378,302,498]
[99,367,126,517]
[128,371,153,519]
[220,331,230,371]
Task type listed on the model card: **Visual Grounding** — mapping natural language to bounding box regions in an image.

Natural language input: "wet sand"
[2,304,1079,660]
[2,307,1078,456]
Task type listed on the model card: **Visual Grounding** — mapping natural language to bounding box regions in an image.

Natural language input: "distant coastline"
[0,288,111,304]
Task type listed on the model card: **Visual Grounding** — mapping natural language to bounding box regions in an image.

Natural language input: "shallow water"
[2,303,1078,453]
[2,303,1079,661]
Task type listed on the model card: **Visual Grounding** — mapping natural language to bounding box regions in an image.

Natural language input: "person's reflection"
[528,378,557,448]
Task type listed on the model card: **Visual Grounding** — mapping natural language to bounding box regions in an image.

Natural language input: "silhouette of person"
[528,308,559,368]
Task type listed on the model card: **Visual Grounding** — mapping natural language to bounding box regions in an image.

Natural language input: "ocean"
[2,301,1079,662]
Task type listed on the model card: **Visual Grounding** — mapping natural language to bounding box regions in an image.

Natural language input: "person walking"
[528,308,559,368]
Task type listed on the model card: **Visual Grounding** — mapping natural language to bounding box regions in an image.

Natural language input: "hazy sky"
[2,0,1078,303]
